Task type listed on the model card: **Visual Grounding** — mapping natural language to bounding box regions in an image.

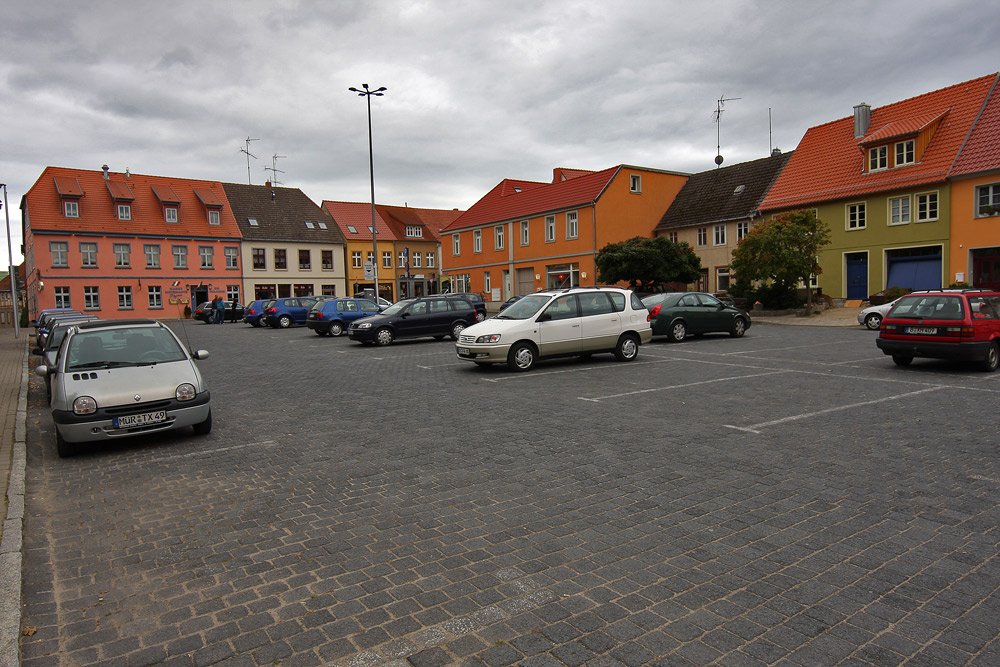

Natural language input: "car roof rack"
[912,288,993,294]
[77,318,159,330]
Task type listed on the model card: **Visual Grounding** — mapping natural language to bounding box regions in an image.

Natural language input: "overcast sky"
[2,0,998,266]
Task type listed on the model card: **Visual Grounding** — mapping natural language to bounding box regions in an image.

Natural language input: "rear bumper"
[876,337,990,361]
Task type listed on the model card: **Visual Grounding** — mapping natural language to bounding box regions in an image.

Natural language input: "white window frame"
[351,251,362,268]
[50,241,68,267]
[473,229,482,253]
[629,174,642,193]
[895,139,915,166]
[225,246,239,269]
[405,225,423,238]
[847,203,866,230]
[84,286,100,310]
[889,196,911,225]
[117,285,133,309]
[114,243,130,267]
[452,234,461,256]
[484,271,491,293]
[426,252,435,268]
[145,244,160,268]
[208,210,221,225]
[667,231,678,243]
[545,216,556,243]
[976,183,1000,216]
[64,201,79,218]
[713,224,726,246]
[199,246,214,269]
[916,192,939,222]
[737,221,750,241]
[80,242,98,267]
[398,251,405,268]
[520,220,529,246]
[697,227,707,246]
[566,211,578,239]
[868,146,887,171]
[366,251,375,267]
[716,267,731,292]
[148,285,162,309]
[164,207,178,223]
[54,286,71,308]
[173,245,187,269]
[495,225,504,250]
[413,251,422,268]
[117,203,131,221]
[382,251,392,268]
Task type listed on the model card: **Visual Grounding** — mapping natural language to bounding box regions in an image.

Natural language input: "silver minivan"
[456,287,652,371]
[35,319,212,457]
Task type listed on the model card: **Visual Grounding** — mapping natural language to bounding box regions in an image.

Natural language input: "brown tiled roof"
[655,152,793,230]
[762,73,997,210]
[222,183,345,244]
[375,204,464,243]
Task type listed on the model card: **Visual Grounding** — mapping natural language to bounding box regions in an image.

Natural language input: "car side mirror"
[192,349,210,360]
[34,365,53,378]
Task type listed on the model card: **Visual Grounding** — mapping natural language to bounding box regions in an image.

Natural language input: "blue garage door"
[886,249,942,291]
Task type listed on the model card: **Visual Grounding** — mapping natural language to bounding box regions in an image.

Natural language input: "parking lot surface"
[20,320,1000,666]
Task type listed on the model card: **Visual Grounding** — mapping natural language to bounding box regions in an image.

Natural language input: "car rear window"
[887,295,965,320]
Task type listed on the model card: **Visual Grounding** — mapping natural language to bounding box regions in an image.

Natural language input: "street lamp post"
[348,83,387,300]
[0,183,19,337]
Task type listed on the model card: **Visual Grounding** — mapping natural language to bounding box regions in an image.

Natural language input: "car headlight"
[73,396,97,415]
[475,334,501,343]
[356,322,372,329]
[176,383,196,401]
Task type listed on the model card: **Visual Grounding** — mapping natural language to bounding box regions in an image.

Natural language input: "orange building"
[21,166,243,321]
[440,165,688,302]
[949,77,1000,288]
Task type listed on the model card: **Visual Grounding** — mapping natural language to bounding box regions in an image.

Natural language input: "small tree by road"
[595,236,702,292]
[729,209,831,309]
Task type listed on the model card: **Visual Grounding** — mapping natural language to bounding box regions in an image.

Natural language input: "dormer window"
[64,201,79,218]
[868,146,888,171]
[208,210,220,225]
[117,204,132,221]
[164,207,178,223]
[405,225,423,238]
[193,187,223,225]
[895,139,915,166]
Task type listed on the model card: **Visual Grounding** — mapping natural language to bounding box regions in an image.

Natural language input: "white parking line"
[482,356,676,382]
[579,370,789,401]
[723,387,945,433]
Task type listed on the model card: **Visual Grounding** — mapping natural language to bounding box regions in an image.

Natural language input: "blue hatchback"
[264,296,321,328]
[243,299,270,327]
[306,298,383,336]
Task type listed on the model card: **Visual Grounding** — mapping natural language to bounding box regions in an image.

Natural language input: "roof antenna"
[239,137,260,184]
[264,154,286,186]
[713,95,741,167]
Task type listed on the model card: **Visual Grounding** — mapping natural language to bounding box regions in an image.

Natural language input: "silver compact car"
[35,319,212,457]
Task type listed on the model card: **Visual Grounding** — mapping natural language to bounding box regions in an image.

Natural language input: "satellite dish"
[715,155,724,166]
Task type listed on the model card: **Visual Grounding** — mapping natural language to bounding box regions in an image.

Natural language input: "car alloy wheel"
[278,315,292,328]
[614,334,639,361]
[507,342,536,372]
[668,320,687,342]
[983,341,1000,372]
[376,328,394,346]
[864,313,882,330]
[730,318,747,338]
[328,322,343,336]
[451,322,466,340]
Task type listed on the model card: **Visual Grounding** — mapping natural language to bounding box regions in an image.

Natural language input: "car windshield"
[887,295,965,320]
[65,327,188,370]
[380,299,414,316]
[495,294,551,320]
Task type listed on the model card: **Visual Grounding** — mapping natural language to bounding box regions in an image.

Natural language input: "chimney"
[853,103,871,139]
[770,147,782,156]
[101,164,110,179]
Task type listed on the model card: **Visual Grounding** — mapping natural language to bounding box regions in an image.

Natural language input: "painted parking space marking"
[578,369,789,402]
[723,387,945,433]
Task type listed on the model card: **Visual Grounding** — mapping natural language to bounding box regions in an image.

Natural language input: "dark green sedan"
[641,292,751,342]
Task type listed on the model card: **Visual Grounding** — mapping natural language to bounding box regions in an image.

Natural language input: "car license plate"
[113,411,167,428]
[457,347,471,356]
[905,326,938,335]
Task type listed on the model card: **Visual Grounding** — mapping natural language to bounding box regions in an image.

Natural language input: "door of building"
[845,253,868,300]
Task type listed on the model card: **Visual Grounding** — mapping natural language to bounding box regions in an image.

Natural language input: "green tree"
[595,236,702,292]
[729,209,831,309]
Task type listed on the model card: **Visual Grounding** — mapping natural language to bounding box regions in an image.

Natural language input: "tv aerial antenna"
[713,95,741,167]
[240,136,260,184]
[264,154,286,186]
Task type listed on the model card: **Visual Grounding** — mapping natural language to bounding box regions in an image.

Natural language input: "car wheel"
[193,409,212,435]
[668,320,687,343]
[730,317,747,338]
[451,322,467,340]
[278,315,292,328]
[864,313,882,330]
[55,429,76,458]
[375,327,394,346]
[892,355,913,367]
[475,312,486,322]
[507,342,537,372]
[250,320,261,328]
[328,321,344,337]
[614,333,640,362]
[982,341,1000,372]
[314,328,327,336]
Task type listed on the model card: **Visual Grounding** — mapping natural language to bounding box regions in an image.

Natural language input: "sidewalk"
[752,305,864,327]
[0,329,28,667]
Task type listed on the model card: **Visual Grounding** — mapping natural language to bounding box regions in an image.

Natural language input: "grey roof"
[222,183,346,244]
[655,151,793,230]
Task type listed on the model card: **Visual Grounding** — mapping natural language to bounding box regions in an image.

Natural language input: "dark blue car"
[264,296,321,328]
[243,299,271,327]
[306,298,383,336]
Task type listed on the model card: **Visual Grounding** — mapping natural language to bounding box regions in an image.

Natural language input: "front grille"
[459,334,476,344]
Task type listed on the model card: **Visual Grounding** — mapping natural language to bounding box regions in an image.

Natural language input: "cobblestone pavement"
[19,321,1000,666]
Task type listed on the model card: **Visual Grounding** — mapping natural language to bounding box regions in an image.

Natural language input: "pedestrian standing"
[214,296,225,324]
[229,299,240,323]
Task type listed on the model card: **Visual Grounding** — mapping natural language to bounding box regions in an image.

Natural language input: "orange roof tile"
[25,166,242,238]
[444,166,621,231]
[322,200,396,241]
[858,111,948,145]
[761,73,997,210]
[952,77,1000,176]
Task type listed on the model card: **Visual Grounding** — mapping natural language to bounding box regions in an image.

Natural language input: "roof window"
[733,185,746,195]
[305,221,315,229]
[248,217,259,227]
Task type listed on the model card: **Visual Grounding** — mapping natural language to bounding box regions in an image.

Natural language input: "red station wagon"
[876,289,1000,371]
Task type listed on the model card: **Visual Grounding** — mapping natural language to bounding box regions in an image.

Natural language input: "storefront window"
[546,263,579,289]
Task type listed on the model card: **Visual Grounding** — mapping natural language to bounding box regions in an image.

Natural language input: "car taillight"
[316,312,324,319]
[649,305,661,318]
[267,307,276,313]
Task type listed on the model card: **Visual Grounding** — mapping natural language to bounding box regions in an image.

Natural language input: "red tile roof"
[322,200,396,241]
[952,77,1000,176]
[858,111,947,145]
[25,166,242,238]
[761,73,998,210]
[443,166,621,231]
[375,204,464,242]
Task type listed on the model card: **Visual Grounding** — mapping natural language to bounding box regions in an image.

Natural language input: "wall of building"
[241,240,346,301]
